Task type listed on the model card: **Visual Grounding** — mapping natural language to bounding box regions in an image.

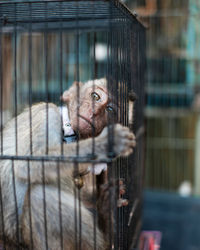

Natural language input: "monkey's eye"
[106,106,114,113]
[91,92,100,101]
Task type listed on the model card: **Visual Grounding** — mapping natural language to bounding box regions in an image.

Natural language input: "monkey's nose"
[93,101,108,116]
[92,106,103,117]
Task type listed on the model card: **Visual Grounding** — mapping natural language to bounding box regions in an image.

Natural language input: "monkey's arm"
[2,103,135,184]
[63,124,135,159]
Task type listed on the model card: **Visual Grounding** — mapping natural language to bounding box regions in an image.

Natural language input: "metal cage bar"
[0,1,145,249]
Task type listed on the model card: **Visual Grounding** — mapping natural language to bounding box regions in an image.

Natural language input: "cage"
[0,0,145,249]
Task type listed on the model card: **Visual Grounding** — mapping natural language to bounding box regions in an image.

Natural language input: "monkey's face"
[68,84,118,139]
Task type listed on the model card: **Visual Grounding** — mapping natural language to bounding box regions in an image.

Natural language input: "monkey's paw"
[114,124,136,156]
[99,124,136,158]
[97,179,128,216]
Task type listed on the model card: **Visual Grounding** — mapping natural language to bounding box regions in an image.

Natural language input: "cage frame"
[0,1,146,249]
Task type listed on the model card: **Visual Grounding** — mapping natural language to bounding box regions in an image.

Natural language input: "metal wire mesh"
[0,1,145,249]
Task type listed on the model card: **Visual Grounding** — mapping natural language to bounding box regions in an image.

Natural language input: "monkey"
[0,78,136,250]
[62,79,136,213]
[61,78,137,245]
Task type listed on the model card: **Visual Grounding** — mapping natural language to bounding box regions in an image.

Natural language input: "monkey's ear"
[61,81,83,103]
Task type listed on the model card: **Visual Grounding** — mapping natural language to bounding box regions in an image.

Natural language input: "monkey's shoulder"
[4,102,60,130]
[2,102,62,152]
[27,102,59,114]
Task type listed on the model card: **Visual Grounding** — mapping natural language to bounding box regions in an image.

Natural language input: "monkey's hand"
[96,124,136,159]
[97,179,128,238]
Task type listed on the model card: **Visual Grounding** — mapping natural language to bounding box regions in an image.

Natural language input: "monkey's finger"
[119,129,134,137]
[119,187,126,196]
[122,138,136,148]
[117,198,129,207]
[120,132,136,144]
[119,178,125,185]
[121,148,133,157]
[118,179,126,196]
[114,125,129,136]
[115,124,129,131]
[119,182,126,189]
[130,140,136,148]
[127,133,136,140]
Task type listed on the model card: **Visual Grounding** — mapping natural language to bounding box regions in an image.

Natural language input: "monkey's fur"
[0,79,136,249]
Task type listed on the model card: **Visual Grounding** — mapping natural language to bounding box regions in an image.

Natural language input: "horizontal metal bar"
[0,1,134,25]
[0,154,114,163]
[0,22,132,34]
[0,0,109,4]
[1,17,127,24]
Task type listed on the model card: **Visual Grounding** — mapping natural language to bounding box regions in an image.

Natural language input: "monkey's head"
[62,78,118,139]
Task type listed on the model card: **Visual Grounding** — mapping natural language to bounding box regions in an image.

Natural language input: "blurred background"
[123,0,200,249]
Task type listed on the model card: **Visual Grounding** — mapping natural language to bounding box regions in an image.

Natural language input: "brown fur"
[0,80,136,249]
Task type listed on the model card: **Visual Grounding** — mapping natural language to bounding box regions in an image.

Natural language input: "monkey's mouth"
[78,115,95,130]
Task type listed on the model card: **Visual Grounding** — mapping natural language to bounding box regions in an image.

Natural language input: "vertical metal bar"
[59,1,64,156]
[14,2,18,156]
[13,3,20,248]
[27,160,33,250]
[91,1,97,247]
[124,21,130,250]
[117,25,122,248]
[28,2,33,156]
[129,26,136,250]
[119,13,124,250]
[43,3,48,250]
[58,3,64,250]
[112,26,119,250]
[107,2,114,160]
[107,2,114,249]
[0,10,6,249]
[74,166,78,250]
[42,160,48,250]
[28,3,34,249]
[0,178,5,249]
[44,1,49,156]
[0,13,3,156]
[75,3,80,156]
[121,17,125,250]
[57,161,63,250]
[126,23,132,250]
[123,19,127,250]
[75,2,81,249]
[11,160,20,246]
